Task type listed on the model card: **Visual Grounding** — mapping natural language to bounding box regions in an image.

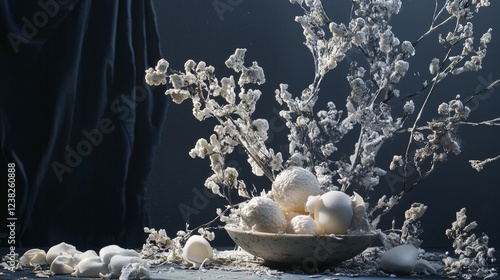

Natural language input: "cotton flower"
[165,89,190,104]
[379,29,393,54]
[401,40,415,56]
[429,58,440,75]
[170,74,185,89]
[155,58,169,73]
[403,100,415,114]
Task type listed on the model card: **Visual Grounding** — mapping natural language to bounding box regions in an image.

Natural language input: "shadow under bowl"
[225,224,379,265]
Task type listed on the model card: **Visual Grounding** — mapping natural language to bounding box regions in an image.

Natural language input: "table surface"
[0,265,445,280]
[1,247,497,280]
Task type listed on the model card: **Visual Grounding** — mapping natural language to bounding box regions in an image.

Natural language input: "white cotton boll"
[155,58,169,73]
[144,68,166,86]
[403,100,415,114]
[182,235,213,268]
[169,89,190,104]
[437,102,450,115]
[287,215,318,234]
[184,59,196,72]
[240,196,287,233]
[429,58,440,75]
[272,166,323,213]
[247,156,265,176]
[405,203,427,222]
[71,256,110,278]
[50,255,75,275]
[46,242,80,265]
[20,249,47,267]
[379,29,393,54]
[394,60,409,76]
[307,191,353,234]
[401,41,415,56]
[225,48,247,72]
[239,62,266,86]
[169,74,185,89]
[390,155,404,171]
[99,244,124,264]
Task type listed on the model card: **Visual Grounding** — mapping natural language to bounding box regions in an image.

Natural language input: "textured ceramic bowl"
[225,224,378,265]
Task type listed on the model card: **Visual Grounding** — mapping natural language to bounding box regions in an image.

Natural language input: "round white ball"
[311,191,353,234]
[272,166,323,213]
[287,215,318,234]
[240,196,287,233]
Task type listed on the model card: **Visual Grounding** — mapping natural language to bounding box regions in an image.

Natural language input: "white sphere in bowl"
[272,166,323,213]
[240,196,287,233]
[287,214,318,234]
[306,190,353,234]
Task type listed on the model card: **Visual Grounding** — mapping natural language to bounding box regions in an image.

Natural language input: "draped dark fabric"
[0,0,168,249]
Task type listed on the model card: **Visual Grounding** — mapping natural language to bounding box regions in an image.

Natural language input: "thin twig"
[464,79,500,105]
[459,117,500,127]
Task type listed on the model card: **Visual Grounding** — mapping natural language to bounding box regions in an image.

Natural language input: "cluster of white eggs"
[19,242,149,279]
[240,166,368,235]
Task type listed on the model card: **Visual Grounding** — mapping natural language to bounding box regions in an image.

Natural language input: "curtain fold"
[0,0,168,249]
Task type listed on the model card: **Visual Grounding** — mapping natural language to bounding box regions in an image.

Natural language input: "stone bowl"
[225,224,379,265]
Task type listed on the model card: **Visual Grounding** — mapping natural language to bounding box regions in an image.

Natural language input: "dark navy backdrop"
[149,0,500,250]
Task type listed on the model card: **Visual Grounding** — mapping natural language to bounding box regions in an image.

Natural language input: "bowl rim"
[224,223,380,239]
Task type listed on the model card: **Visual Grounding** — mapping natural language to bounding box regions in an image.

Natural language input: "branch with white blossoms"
[370,0,497,212]
[378,202,427,250]
[469,154,500,172]
[145,49,284,204]
[281,0,419,197]
[443,208,497,279]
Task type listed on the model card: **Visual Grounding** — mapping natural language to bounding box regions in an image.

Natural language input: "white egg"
[272,166,323,213]
[19,248,47,267]
[182,235,213,268]
[72,250,98,266]
[71,256,109,278]
[50,255,75,275]
[379,244,419,275]
[99,244,124,264]
[306,190,353,234]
